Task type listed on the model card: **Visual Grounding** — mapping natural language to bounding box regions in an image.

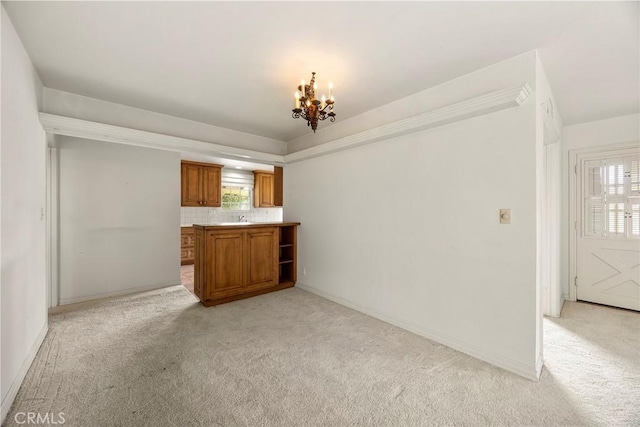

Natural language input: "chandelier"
[292,72,335,133]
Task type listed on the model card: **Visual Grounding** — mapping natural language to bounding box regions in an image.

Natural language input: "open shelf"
[279,226,295,246]
[278,225,297,284]
[279,262,294,284]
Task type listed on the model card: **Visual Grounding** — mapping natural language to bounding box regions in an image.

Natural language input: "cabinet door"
[202,165,222,207]
[274,166,283,207]
[206,231,245,298]
[181,227,195,246]
[181,163,202,206]
[254,173,274,207]
[246,227,278,289]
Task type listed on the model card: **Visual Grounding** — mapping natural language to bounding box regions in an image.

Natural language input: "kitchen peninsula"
[193,222,300,306]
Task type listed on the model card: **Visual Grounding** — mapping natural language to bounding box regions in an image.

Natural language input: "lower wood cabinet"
[180,227,195,265]
[246,228,279,289]
[193,223,299,306]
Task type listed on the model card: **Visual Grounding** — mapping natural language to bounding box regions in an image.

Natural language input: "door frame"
[540,106,562,318]
[46,141,60,308]
[568,141,640,302]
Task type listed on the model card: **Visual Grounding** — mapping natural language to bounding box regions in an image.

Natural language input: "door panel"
[257,174,274,207]
[577,239,639,310]
[202,166,221,207]
[207,231,245,297]
[181,163,201,206]
[246,228,278,289]
[577,152,640,311]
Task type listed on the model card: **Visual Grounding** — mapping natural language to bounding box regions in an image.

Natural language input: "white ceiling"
[3,1,638,142]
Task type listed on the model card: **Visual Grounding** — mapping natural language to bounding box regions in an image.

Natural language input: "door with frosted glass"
[577,151,640,311]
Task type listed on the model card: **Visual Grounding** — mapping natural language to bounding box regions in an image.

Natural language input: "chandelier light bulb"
[294,91,301,109]
[321,94,326,109]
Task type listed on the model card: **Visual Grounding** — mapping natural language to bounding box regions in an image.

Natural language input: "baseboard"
[1,322,49,424]
[297,283,540,381]
[59,281,180,305]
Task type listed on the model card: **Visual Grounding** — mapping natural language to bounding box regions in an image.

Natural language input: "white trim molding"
[1,322,48,424]
[58,282,182,306]
[285,84,533,164]
[297,282,541,381]
[40,84,532,167]
[39,113,285,166]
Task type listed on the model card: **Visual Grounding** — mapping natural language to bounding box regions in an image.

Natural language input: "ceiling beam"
[39,113,285,166]
[284,84,533,164]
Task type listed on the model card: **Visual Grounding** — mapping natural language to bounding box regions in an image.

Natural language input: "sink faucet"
[238,214,247,222]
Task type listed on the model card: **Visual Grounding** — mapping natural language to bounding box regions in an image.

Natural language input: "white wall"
[561,114,640,298]
[57,136,181,304]
[1,6,48,422]
[43,88,287,156]
[286,52,542,379]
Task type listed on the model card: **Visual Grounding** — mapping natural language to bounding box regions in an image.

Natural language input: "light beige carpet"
[3,286,639,426]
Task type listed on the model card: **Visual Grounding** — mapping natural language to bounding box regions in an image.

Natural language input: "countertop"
[191,222,300,229]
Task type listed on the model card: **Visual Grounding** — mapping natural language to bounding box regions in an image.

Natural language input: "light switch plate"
[500,209,511,224]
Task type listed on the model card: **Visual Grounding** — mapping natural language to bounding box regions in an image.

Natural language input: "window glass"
[582,155,640,239]
[221,187,251,211]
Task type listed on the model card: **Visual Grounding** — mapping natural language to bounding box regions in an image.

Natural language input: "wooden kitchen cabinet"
[206,230,245,298]
[193,223,299,306]
[246,227,278,289]
[180,227,195,265]
[181,161,222,207]
[253,166,283,208]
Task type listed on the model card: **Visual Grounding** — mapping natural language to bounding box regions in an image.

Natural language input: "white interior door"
[576,151,640,311]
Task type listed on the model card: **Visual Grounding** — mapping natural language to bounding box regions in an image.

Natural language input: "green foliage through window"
[221,187,251,211]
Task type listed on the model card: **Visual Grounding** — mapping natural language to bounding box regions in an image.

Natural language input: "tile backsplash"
[181,207,283,226]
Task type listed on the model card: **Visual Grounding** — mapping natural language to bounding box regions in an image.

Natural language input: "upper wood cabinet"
[201,166,222,207]
[181,161,222,207]
[253,166,283,208]
[254,172,274,207]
